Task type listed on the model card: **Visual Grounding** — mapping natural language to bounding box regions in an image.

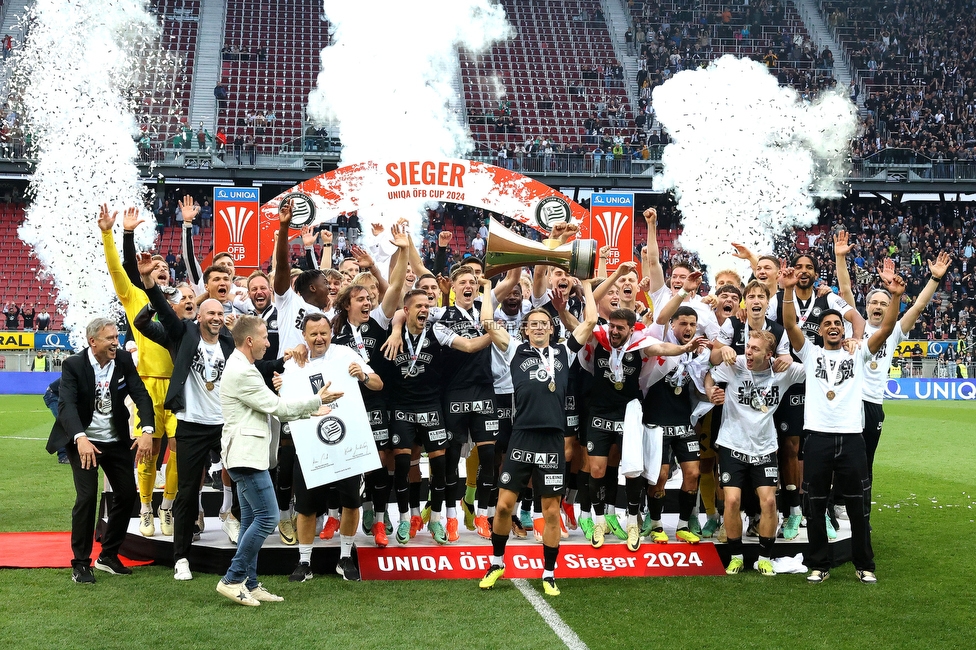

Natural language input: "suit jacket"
[220,349,320,471]
[46,348,154,454]
[134,283,284,413]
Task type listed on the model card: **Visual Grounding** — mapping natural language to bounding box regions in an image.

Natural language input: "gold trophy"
[483,218,597,279]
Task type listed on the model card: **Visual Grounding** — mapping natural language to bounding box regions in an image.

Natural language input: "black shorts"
[584,414,624,457]
[774,387,805,439]
[655,425,699,464]
[389,408,448,453]
[444,387,497,446]
[718,446,779,490]
[498,428,566,497]
[495,393,514,454]
[565,393,580,438]
[293,457,362,515]
[366,408,391,451]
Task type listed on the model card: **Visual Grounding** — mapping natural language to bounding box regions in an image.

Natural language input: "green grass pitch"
[0,395,974,649]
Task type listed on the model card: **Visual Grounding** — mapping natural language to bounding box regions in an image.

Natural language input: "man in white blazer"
[216,315,339,606]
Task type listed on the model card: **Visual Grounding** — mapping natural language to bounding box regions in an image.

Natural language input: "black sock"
[409,480,422,510]
[394,454,411,514]
[589,473,605,516]
[533,493,542,514]
[429,455,447,514]
[543,543,560,572]
[626,476,645,516]
[520,487,533,512]
[577,471,592,514]
[728,536,744,555]
[274,444,296,510]
[327,485,340,512]
[678,490,697,522]
[759,535,775,558]
[491,532,508,560]
[444,445,461,507]
[649,492,664,520]
[370,469,389,514]
[604,465,620,510]
[476,444,496,511]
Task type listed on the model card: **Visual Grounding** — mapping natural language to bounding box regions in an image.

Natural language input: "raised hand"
[437,274,452,298]
[97,204,117,232]
[617,260,638,277]
[683,269,702,293]
[350,245,374,269]
[122,207,144,231]
[780,266,798,289]
[301,225,317,247]
[642,207,657,228]
[438,231,453,248]
[317,380,344,404]
[320,229,333,246]
[598,245,611,261]
[278,198,292,225]
[885,273,907,297]
[371,222,385,237]
[731,242,753,260]
[179,195,199,224]
[928,251,951,278]
[878,257,896,285]
[390,223,409,249]
[135,251,156,277]
[833,230,851,257]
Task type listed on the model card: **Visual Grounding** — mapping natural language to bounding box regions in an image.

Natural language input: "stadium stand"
[0,204,62,330]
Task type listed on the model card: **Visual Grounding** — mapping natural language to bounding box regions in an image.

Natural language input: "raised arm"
[780,267,806,353]
[900,252,951,334]
[381,224,410,319]
[492,268,521,303]
[593,260,637,304]
[655,270,701,325]
[121,208,147,289]
[570,279,599,346]
[643,208,666,292]
[867,274,907,354]
[532,265,549,301]
[833,230,856,307]
[179,196,204,292]
[318,229,334,270]
[433,230,451,277]
[351,245,389,302]
[731,242,760,276]
[405,229,434,279]
[97,205,135,302]
[137,252,184,347]
[479,277,511,351]
[273,199,294,296]
[301,225,319,270]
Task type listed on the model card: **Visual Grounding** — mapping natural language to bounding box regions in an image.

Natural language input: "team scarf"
[578,323,660,376]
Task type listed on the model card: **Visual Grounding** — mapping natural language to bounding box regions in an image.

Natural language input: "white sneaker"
[216,580,259,606]
[834,504,849,521]
[139,510,155,537]
[174,558,192,581]
[250,584,284,602]
[154,470,165,489]
[158,507,174,536]
[222,512,241,544]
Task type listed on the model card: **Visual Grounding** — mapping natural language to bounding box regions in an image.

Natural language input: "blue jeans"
[222,468,277,588]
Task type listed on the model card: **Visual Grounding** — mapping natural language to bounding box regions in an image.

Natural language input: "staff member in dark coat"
[46,317,155,584]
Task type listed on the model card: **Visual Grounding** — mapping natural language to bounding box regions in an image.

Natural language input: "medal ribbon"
[404,327,428,377]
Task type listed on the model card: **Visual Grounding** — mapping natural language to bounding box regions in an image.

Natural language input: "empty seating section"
[139,0,200,146]
[217,0,330,153]
[459,0,631,150]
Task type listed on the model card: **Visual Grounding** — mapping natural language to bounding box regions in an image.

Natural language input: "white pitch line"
[0,436,47,440]
[512,578,589,650]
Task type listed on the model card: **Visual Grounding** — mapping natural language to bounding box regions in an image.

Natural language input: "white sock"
[400,511,410,522]
[160,497,174,510]
[627,514,637,527]
[487,506,495,517]
[279,508,292,522]
[651,519,663,529]
[543,569,554,579]
[140,503,152,514]
[340,534,354,559]
[607,504,616,516]
[596,514,606,526]
[491,554,504,567]
[476,507,488,517]
[566,488,577,504]
[328,508,339,519]
[707,512,720,521]
[299,544,312,564]
[363,500,373,512]
[198,491,204,511]
[579,511,592,521]
[790,506,802,516]
[221,486,233,513]
[447,506,457,519]
[677,518,689,530]
[410,506,420,517]
[431,508,442,523]
[733,553,743,560]
[759,555,770,562]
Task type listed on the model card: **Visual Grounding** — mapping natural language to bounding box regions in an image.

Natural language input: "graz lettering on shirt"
[814,357,854,384]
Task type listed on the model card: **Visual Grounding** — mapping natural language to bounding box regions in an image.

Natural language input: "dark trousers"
[66,438,136,568]
[861,401,885,518]
[802,431,874,572]
[173,421,223,561]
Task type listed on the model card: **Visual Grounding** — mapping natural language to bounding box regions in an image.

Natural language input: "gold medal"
[674,386,682,395]
[870,361,878,370]
[614,381,624,390]
[826,390,835,401]
[206,381,215,391]
[761,404,768,414]
[548,381,556,392]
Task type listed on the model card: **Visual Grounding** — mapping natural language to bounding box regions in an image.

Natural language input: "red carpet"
[0,532,153,569]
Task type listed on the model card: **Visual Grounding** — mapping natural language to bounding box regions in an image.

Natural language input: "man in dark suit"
[46,317,155,584]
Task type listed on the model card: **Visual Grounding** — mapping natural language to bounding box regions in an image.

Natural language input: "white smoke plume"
[13,0,160,348]
[652,55,856,280]
[307,0,511,226]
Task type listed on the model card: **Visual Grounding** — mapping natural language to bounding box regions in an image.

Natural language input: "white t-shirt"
[179,339,225,425]
[862,320,908,404]
[710,357,804,456]
[274,288,324,357]
[796,341,872,434]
